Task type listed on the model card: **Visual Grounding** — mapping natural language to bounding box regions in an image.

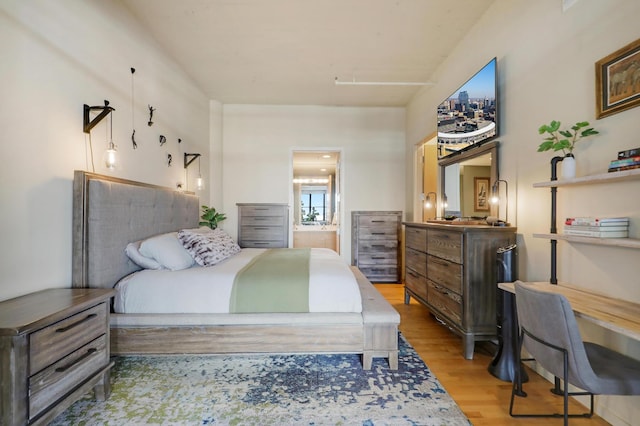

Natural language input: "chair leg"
[509,327,595,423]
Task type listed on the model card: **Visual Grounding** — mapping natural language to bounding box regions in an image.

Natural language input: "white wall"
[406,1,640,424]
[0,0,209,301]
[221,105,406,261]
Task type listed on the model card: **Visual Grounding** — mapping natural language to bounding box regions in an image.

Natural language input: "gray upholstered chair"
[510,281,640,425]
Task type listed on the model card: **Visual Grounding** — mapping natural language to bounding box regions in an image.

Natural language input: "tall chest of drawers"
[351,211,402,282]
[404,223,516,359]
[237,203,289,248]
[0,288,115,426]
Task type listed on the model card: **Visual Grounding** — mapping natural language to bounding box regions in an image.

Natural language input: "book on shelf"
[563,229,629,238]
[608,163,640,173]
[565,217,629,226]
[563,225,628,232]
[618,147,640,159]
[609,156,640,167]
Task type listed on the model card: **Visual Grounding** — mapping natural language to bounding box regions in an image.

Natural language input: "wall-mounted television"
[437,57,497,159]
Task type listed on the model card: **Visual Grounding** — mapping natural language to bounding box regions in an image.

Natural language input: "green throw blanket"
[229,248,311,313]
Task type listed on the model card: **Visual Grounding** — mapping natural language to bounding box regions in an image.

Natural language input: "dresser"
[0,288,115,426]
[404,222,516,359]
[237,203,289,248]
[351,211,402,282]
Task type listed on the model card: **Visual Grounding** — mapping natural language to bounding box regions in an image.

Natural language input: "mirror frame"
[438,140,499,219]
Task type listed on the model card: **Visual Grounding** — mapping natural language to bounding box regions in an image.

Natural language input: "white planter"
[561,155,576,179]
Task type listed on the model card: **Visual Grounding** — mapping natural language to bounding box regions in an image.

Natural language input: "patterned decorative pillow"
[178,228,241,266]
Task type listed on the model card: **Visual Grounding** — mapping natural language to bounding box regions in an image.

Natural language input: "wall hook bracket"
[83,100,114,133]
[184,153,201,169]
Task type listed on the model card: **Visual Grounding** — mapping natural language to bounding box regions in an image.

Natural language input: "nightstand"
[0,288,115,426]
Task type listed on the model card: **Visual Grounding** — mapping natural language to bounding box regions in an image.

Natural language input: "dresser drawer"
[240,240,285,248]
[241,215,285,226]
[405,269,428,301]
[405,247,427,276]
[358,251,397,265]
[405,227,427,252]
[240,226,284,241]
[357,239,398,252]
[357,225,398,240]
[427,255,462,295]
[427,230,462,263]
[358,266,398,281]
[358,215,398,227]
[29,334,108,420]
[428,281,462,326]
[30,303,107,374]
[239,205,285,217]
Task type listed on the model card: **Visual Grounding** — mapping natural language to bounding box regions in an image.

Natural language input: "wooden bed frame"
[71,171,400,369]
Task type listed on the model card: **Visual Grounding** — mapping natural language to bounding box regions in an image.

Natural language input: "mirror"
[292,151,339,226]
[438,141,498,220]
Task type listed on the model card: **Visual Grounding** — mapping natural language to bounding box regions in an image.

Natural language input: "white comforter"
[114,248,362,314]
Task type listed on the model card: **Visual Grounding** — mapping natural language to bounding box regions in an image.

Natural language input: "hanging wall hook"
[83,100,114,133]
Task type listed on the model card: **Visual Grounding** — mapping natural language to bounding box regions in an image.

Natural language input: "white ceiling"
[121,0,495,107]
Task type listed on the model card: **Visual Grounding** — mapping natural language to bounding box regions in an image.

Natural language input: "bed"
[71,171,399,369]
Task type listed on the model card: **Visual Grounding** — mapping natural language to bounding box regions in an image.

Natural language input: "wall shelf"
[533,167,640,188]
[533,233,640,249]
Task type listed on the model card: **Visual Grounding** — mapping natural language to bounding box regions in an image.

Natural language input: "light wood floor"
[374,283,610,426]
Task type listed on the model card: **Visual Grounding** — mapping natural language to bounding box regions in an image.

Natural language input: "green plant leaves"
[537,120,599,155]
[200,205,227,229]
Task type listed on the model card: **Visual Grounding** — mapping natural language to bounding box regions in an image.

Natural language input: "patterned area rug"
[52,334,470,425]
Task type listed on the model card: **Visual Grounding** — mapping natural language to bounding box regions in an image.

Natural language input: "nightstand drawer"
[29,334,108,420]
[30,303,107,374]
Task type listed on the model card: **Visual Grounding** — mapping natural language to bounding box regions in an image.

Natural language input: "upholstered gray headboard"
[72,170,199,289]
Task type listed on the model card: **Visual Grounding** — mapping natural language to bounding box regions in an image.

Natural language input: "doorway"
[291,150,341,253]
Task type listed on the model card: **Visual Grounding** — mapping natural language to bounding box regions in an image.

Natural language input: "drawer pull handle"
[371,232,386,235]
[56,313,98,333]
[55,348,98,372]
[252,227,270,230]
[371,256,386,260]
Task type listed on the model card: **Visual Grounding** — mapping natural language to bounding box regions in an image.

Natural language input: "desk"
[498,281,640,341]
[489,281,640,383]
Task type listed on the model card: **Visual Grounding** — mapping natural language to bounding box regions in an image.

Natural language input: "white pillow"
[139,232,195,271]
[178,228,241,266]
[125,240,164,270]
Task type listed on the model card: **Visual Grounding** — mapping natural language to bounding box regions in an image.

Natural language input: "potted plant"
[537,120,599,178]
[199,205,227,229]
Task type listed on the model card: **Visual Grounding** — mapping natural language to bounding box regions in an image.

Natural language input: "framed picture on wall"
[595,37,640,119]
[474,177,490,212]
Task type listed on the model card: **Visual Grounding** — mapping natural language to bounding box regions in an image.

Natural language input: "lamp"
[491,179,509,224]
[184,153,203,191]
[424,191,437,219]
[83,100,117,171]
[443,193,448,209]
